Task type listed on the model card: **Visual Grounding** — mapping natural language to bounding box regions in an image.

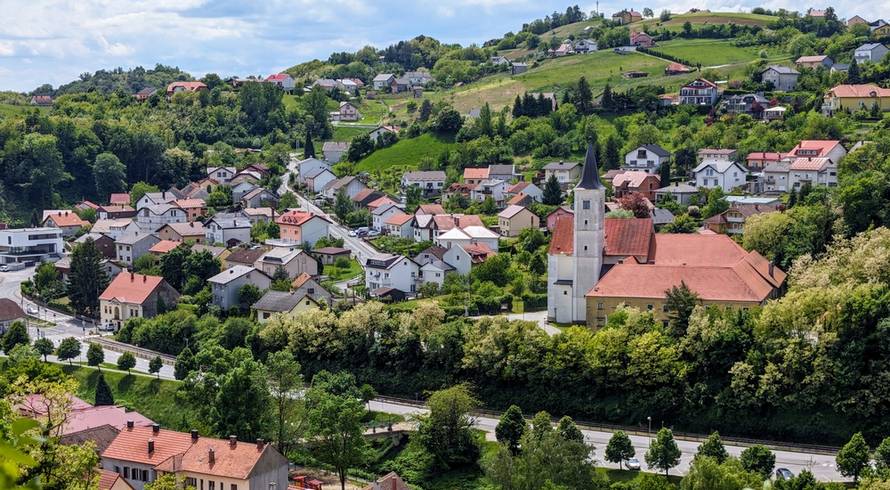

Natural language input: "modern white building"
[364,255,419,295]
[435,226,500,252]
[0,228,64,265]
[401,171,447,196]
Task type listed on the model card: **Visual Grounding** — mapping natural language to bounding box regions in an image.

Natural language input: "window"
[583,245,588,251]
[209,482,215,490]
[582,200,590,210]
[597,302,604,310]
[114,466,120,474]
[647,304,653,311]
[124,467,130,479]
[563,291,567,295]
[231,485,238,490]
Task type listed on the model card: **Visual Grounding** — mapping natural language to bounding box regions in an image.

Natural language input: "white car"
[625,458,641,470]
[27,306,38,315]
[0,265,8,272]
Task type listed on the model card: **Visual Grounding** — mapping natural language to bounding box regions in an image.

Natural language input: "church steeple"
[575,142,603,190]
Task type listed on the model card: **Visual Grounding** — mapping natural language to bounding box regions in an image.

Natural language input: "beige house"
[252,290,320,323]
[99,272,180,331]
[253,247,318,279]
[156,222,205,243]
[497,205,539,237]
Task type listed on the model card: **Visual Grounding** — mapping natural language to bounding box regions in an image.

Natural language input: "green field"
[640,11,777,28]
[355,132,456,172]
[357,99,390,124]
[322,257,363,281]
[332,125,372,142]
[653,39,786,67]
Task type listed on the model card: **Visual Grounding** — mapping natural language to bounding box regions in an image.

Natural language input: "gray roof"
[693,159,746,174]
[403,170,446,181]
[488,164,516,175]
[116,231,158,245]
[208,265,260,285]
[543,161,580,170]
[576,143,604,190]
[322,141,349,151]
[762,65,799,75]
[638,144,671,158]
[656,182,698,193]
[373,73,395,82]
[304,166,333,179]
[857,43,885,51]
[651,208,675,226]
[252,290,313,312]
[206,216,251,229]
[324,175,358,192]
[763,162,791,173]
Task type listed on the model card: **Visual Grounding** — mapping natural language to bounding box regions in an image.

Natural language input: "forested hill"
[32,64,195,96]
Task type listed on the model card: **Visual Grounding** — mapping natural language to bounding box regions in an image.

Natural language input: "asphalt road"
[367,399,846,482]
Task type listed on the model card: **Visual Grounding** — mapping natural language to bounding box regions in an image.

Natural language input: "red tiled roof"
[507,181,530,193]
[507,193,533,206]
[417,204,446,215]
[167,81,207,92]
[351,188,376,202]
[463,167,490,180]
[44,211,88,228]
[432,214,483,231]
[99,469,133,490]
[789,157,831,171]
[173,198,205,209]
[154,437,270,480]
[101,426,195,466]
[276,210,329,226]
[462,243,496,263]
[747,152,782,162]
[78,200,101,210]
[109,193,131,205]
[266,73,290,81]
[99,273,165,304]
[64,405,154,435]
[548,215,574,255]
[612,171,659,189]
[788,140,842,157]
[367,196,397,209]
[385,212,414,226]
[604,218,654,258]
[291,272,312,289]
[828,84,890,98]
[149,240,180,254]
[651,234,746,266]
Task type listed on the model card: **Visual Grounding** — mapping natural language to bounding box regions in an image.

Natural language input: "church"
[547,145,787,326]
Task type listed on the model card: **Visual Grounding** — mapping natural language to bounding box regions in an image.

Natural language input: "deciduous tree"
[646,427,681,476]
[117,351,136,374]
[496,404,526,454]
[605,430,635,469]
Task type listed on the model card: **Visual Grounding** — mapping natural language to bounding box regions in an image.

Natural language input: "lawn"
[357,99,390,124]
[63,365,202,432]
[653,39,786,67]
[355,132,456,173]
[0,103,42,118]
[640,11,777,29]
[332,125,372,142]
[322,257,363,282]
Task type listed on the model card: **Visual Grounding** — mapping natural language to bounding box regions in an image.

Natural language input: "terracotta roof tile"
[548,215,574,255]
[109,193,131,205]
[101,426,195,466]
[828,83,890,98]
[99,469,133,490]
[154,437,272,480]
[291,272,312,289]
[149,240,180,254]
[276,210,330,226]
[385,212,414,226]
[604,218,653,258]
[44,212,88,228]
[463,167,490,179]
[99,273,165,304]
[417,204,445,215]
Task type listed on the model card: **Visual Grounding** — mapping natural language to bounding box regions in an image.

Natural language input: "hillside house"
[254,246,318,278]
[365,255,419,295]
[42,212,88,237]
[166,81,207,96]
[612,171,661,201]
[630,31,654,48]
[114,231,160,266]
[322,141,350,162]
[855,43,889,63]
[372,203,405,231]
[543,161,582,186]
[823,84,890,114]
[746,152,783,170]
[795,55,833,69]
[204,214,252,247]
[253,291,319,323]
[372,74,396,90]
[322,175,367,200]
[99,272,180,331]
[305,167,337,194]
[612,9,642,24]
[623,144,670,173]
[209,265,272,310]
[497,205,540,237]
[760,65,800,91]
[330,101,361,121]
[240,188,279,209]
[266,73,295,92]
[694,158,748,192]
[705,203,781,235]
[276,210,331,246]
[156,222,205,244]
[679,78,720,106]
[401,170,447,196]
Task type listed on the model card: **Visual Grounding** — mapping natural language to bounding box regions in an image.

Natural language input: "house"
[401,170,447,196]
[0,299,24,332]
[42,211,88,237]
[385,213,414,238]
[254,246,318,278]
[241,207,277,224]
[412,247,455,288]
[99,272,180,331]
[705,203,781,234]
[266,73,295,92]
[405,71,433,86]
[411,213,484,242]
[506,181,543,202]
[630,31,654,48]
[679,78,720,106]
[545,206,573,232]
[855,43,889,64]
[372,74,396,90]
[352,189,386,208]
[30,95,53,106]
[208,265,272,310]
[367,196,399,213]
[74,232,118,259]
[746,152,783,170]
[787,139,847,162]
[330,101,361,122]
[54,255,121,283]
[442,243,496,275]
[762,162,791,194]
[91,217,136,237]
[322,141,350,163]
[0,227,64,266]
[612,171,661,201]
[665,62,691,75]
[223,247,267,269]
[291,272,335,305]
[551,40,575,57]
[763,106,787,121]
[612,9,642,24]
[463,167,490,186]
[760,65,800,91]
[253,291,319,322]
[543,161,582,186]
[623,144,670,174]
[136,204,186,228]
[231,181,258,204]
[872,23,890,37]
[693,158,748,192]
[372,203,405,232]
[574,39,599,53]
[365,255,419,295]
[722,93,769,117]
[435,225,500,251]
[491,55,511,65]
[240,188,279,209]
[311,247,350,265]
[788,157,838,189]
[795,55,833,69]
[166,81,207,97]
[155,222,205,244]
[100,426,288,490]
[470,179,508,206]
[97,204,137,220]
[204,214,252,247]
[823,84,890,114]
[171,199,206,222]
[488,164,517,182]
[98,469,136,490]
[304,167,338,194]
[322,175,367,200]
[511,63,529,75]
[109,193,131,206]
[115,231,160,266]
[369,125,399,143]
[148,240,179,256]
[206,166,237,183]
[296,157,332,184]
[190,244,229,264]
[847,15,869,26]
[497,205,540,237]
[276,210,331,246]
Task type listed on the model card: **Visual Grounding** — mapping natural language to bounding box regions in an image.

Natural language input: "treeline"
[33,64,193,96]
[521,5,588,35]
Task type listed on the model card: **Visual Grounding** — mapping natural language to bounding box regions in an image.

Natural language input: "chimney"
[162,191,166,199]
[768,261,775,277]
[256,438,265,450]
[143,274,147,282]
[191,429,199,442]
[229,435,237,447]
[126,420,134,430]
[152,423,160,434]
[208,447,215,464]
[130,271,135,281]
[392,476,397,490]
[148,438,155,453]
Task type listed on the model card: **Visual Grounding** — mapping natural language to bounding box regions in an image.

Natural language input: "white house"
[470,179,508,205]
[385,213,414,238]
[623,144,671,174]
[693,159,748,192]
[506,182,543,202]
[543,161,582,186]
[266,73,296,92]
[762,162,791,194]
[330,101,361,122]
[0,227,63,265]
[854,43,889,63]
[788,157,838,189]
[305,167,337,194]
[372,74,396,90]
[364,255,419,294]
[413,248,455,288]
[401,170,446,196]
[760,65,800,92]
[206,167,237,184]
[135,204,185,228]
[322,175,367,200]
[322,141,349,163]
[369,125,398,143]
[208,265,271,310]
[296,158,331,185]
[574,39,599,53]
[435,225,500,251]
[135,191,177,210]
[115,231,160,266]
[204,214,252,246]
[679,78,720,106]
[371,203,405,231]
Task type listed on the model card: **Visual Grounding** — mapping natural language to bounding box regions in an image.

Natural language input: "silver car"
[775,468,794,480]
[626,458,641,470]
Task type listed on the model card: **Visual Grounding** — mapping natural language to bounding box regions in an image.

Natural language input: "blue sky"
[0,0,873,92]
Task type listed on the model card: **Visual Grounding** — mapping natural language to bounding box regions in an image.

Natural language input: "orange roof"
[367,196,397,209]
[463,167,490,180]
[109,193,130,205]
[149,240,180,254]
[666,62,691,72]
[99,469,133,490]
[788,140,842,158]
[462,243,496,263]
[291,272,312,289]
[612,171,659,189]
[154,436,271,480]
[548,215,575,255]
[276,210,329,226]
[789,157,831,171]
[44,211,87,228]
[432,214,483,231]
[604,218,654,258]
[161,221,205,237]
[507,193,533,206]
[796,55,829,63]
[417,204,446,215]
[99,273,165,305]
[385,212,414,226]
[651,234,746,266]
[174,199,205,209]
[747,152,782,161]
[101,426,194,466]
[167,81,207,92]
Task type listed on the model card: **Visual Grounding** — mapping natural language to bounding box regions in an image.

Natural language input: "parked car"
[26,306,38,315]
[348,230,357,237]
[775,468,794,480]
[626,458,641,470]
[0,265,7,272]
[367,230,381,237]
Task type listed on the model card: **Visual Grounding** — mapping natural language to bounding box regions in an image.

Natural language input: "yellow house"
[252,290,320,323]
[824,84,890,113]
[497,205,540,237]
[873,24,890,38]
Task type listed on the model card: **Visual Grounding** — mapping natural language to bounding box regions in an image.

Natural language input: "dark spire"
[575,142,603,190]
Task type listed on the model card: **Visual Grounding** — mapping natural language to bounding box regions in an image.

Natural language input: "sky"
[0,0,877,92]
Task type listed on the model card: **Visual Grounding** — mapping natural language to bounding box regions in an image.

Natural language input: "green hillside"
[641,11,777,29]
[355,132,456,172]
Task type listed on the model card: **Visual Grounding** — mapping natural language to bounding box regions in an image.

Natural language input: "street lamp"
[647,416,652,444]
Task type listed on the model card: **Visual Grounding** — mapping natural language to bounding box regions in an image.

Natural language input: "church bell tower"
[571,143,604,323]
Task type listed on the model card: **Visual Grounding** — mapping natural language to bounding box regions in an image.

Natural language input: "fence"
[87,337,177,366]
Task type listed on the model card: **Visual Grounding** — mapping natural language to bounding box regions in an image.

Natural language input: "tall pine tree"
[67,238,108,317]
[659,161,672,187]
[604,135,621,170]
[95,373,115,406]
[304,129,315,158]
[542,174,563,205]
[574,76,593,114]
[512,95,523,118]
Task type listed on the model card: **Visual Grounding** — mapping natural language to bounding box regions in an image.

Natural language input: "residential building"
[679,79,720,106]
[73,233,117,259]
[385,213,414,238]
[722,93,769,117]
[630,31,654,48]
[705,203,781,234]
[291,272,334,305]
[497,205,540,237]
[224,247,267,269]
[311,247,350,265]
[665,62,691,75]
[746,152,783,170]
[491,55,511,65]
[369,125,399,143]
[612,9,642,24]
[847,15,869,26]
[115,231,160,266]
[295,158,331,185]
[100,426,288,490]
[611,171,661,201]
[488,164,517,182]
[872,23,890,37]
[204,214,252,247]
[372,203,405,231]
[30,95,53,106]
[574,39,598,53]
[322,175,367,200]
[208,265,272,310]
[265,73,295,92]
[442,243,496,275]
[330,101,361,121]
[693,158,748,192]
[786,139,847,162]
[253,291,319,322]
[42,211,88,237]
[788,157,838,189]
[412,247,455,288]
[190,244,230,263]
[698,148,738,161]
[435,225,500,251]
[148,240,179,256]
[506,181,543,202]
[275,210,330,246]
[97,204,137,220]
[99,272,180,331]
[170,199,205,222]
[136,204,186,228]
[622,144,670,173]
[367,195,398,213]
[855,43,889,63]
[365,255,419,295]
[795,55,833,69]
[240,188,279,209]
[823,84,890,114]
[404,71,433,86]
[241,207,277,225]
[351,189,385,209]
[762,162,792,193]
[372,74,396,90]
[322,141,349,162]
[0,299,25,332]
[411,214,484,242]
[154,222,204,244]
[166,81,207,96]
[511,63,529,75]
[764,106,787,121]
[109,193,131,206]
[470,179,508,206]
[0,227,64,265]
[253,246,318,278]
[304,167,337,194]
[760,65,800,91]
[545,206,573,232]
[401,170,447,196]
[543,161,582,186]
